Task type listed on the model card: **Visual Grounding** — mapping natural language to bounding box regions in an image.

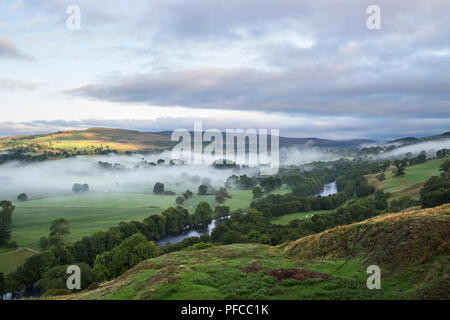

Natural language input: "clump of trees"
[420,161,450,208]
[215,188,231,203]
[153,182,165,194]
[436,148,450,158]
[225,174,256,190]
[214,206,230,219]
[183,190,193,199]
[153,182,175,195]
[93,233,158,281]
[193,202,212,227]
[198,184,208,195]
[72,183,89,193]
[252,186,264,199]
[176,196,185,205]
[0,201,15,246]
[175,189,194,205]
[17,193,28,201]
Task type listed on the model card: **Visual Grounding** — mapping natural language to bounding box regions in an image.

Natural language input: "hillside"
[2,127,449,159]
[366,157,448,200]
[388,132,450,144]
[0,127,374,157]
[54,204,450,300]
[0,128,175,155]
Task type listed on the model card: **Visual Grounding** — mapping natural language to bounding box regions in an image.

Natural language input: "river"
[156,217,229,246]
[157,181,337,246]
[319,181,337,196]
[2,182,338,299]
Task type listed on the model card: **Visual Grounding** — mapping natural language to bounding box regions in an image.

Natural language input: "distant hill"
[1,127,447,158]
[388,132,450,145]
[53,204,450,300]
[0,127,375,156]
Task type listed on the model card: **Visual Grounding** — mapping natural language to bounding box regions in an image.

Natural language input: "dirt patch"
[268,269,329,282]
[241,261,266,273]
[218,252,243,258]
[145,264,187,287]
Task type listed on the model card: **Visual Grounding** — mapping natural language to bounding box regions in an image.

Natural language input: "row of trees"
[250,160,375,219]
[4,200,221,295]
[420,160,450,208]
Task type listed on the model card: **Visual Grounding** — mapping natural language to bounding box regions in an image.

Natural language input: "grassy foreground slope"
[57,204,449,300]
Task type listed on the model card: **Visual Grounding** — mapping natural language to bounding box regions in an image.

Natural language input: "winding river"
[319,181,337,196]
[157,181,338,246]
[1,182,338,300]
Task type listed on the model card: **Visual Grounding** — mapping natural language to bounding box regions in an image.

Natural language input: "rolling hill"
[52,204,449,300]
[0,127,374,156]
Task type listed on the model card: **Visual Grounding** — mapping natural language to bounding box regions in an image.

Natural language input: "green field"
[381,158,446,193]
[10,189,290,249]
[367,157,448,200]
[0,248,36,275]
[270,209,336,225]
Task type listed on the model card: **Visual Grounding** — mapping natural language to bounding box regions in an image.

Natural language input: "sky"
[0,0,449,140]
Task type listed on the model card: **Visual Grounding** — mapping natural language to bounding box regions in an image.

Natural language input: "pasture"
[10,189,289,249]
[367,157,448,199]
[0,248,36,275]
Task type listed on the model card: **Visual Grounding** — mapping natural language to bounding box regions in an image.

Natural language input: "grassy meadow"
[270,209,336,225]
[367,157,448,200]
[9,189,290,249]
[0,248,36,275]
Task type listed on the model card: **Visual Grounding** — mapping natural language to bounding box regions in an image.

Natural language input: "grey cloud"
[0,37,29,60]
[63,62,450,117]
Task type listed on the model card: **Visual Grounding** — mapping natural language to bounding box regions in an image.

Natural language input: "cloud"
[0,37,30,60]
[3,0,450,139]
[0,79,46,91]
[63,62,450,118]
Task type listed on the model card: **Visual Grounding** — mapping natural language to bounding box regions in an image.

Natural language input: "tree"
[194,202,212,226]
[0,272,5,295]
[436,149,450,158]
[72,183,89,193]
[176,196,185,205]
[215,194,225,203]
[252,186,264,199]
[183,189,193,199]
[17,193,28,201]
[49,218,70,241]
[215,206,230,218]
[198,184,208,195]
[374,190,389,210]
[153,182,165,194]
[260,176,282,193]
[93,233,158,281]
[440,159,450,178]
[393,160,405,176]
[39,237,49,251]
[0,200,15,246]
[38,263,95,293]
[420,175,450,208]
[382,160,391,171]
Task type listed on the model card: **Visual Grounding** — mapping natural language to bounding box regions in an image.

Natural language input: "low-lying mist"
[377,139,450,160]
[0,146,340,201]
